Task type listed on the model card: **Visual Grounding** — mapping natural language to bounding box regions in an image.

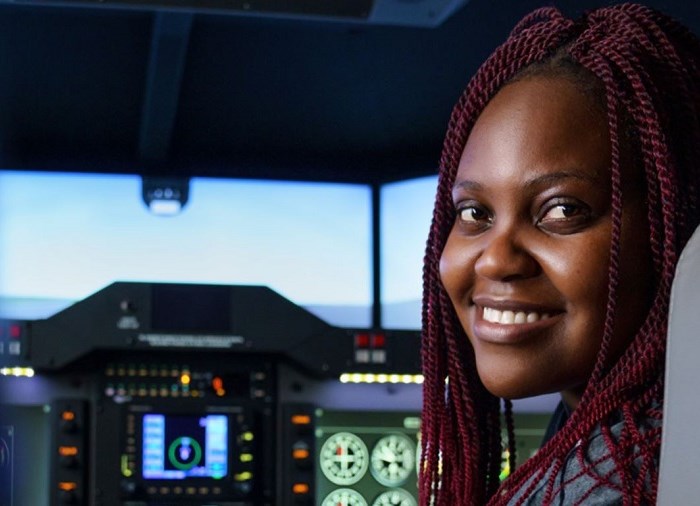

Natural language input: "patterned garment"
[507,405,661,505]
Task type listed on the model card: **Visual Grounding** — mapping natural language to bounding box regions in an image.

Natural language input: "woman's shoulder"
[507,407,661,505]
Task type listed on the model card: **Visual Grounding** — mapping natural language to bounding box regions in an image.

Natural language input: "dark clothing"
[541,401,571,446]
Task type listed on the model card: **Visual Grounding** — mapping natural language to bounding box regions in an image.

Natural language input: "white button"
[8,342,20,355]
[355,349,370,363]
[371,350,386,363]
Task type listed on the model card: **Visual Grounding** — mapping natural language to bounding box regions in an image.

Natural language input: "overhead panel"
[8,0,471,27]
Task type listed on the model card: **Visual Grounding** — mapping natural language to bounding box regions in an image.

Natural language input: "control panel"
[0,282,424,505]
[93,355,275,505]
[0,282,550,505]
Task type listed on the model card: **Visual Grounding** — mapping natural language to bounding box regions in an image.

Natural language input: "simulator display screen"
[142,414,228,480]
[0,171,372,327]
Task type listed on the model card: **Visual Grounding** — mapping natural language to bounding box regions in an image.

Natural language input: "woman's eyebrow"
[452,179,483,192]
[523,170,603,188]
[452,170,603,193]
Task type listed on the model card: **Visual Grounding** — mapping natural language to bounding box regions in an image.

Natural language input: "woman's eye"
[458,206,488,223]
[542,204,581,221]
[538,201,592,232]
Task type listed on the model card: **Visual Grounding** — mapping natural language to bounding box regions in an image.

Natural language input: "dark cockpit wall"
[0,0,696,186]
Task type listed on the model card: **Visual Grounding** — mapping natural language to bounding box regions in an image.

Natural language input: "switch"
[292,442,311,469]
[61,412,78,434]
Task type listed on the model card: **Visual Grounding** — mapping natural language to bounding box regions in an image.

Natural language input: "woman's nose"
[473,226,540,282]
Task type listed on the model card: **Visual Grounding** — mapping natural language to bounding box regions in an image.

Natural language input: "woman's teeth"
[482,307,550,325]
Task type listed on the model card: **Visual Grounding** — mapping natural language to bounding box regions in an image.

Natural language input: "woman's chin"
[478,372,556,400]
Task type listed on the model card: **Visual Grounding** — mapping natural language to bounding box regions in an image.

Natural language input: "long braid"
[420,4,700,505]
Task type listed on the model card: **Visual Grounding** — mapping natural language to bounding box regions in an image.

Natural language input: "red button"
[354,333,370,348]
[371,333,385,348]
[9,324,21,339]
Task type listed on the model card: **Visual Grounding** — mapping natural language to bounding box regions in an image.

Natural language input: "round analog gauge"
[372,489,417,506]
[370,433,415,486]
[320,432,369,485]
[322,488,369,506]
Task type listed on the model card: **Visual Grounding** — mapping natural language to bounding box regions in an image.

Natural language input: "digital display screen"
[142,414,228,480]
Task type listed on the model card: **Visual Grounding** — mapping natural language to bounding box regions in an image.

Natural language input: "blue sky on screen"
[380,175,437,329]
[0,171,372,318]
[380,175,437,303]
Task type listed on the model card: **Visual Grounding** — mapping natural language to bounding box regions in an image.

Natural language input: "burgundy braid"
[420,4,700,505]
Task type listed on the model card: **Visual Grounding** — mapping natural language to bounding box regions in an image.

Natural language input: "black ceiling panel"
[0,0,698,183]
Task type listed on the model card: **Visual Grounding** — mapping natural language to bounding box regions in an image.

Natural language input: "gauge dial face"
[371,489,417,506]
[370,433,415,486]
[320,432,369,485]
[322,488,369,506]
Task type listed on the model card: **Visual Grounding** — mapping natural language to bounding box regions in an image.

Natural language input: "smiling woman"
[419,4,700,506]
[440,75,652,408]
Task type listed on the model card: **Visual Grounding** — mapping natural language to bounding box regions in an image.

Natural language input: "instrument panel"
[316,410,420,506]
[0,282,550,505]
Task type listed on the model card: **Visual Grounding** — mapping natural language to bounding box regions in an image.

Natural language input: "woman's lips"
[470,302,563,344]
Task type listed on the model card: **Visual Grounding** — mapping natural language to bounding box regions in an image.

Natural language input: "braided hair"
[420,4,700,505]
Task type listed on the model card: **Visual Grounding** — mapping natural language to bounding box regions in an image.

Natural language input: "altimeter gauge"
[371,488,417,506]
[370,433,415,486]
[320,432,369,485]
[322,488,369,506]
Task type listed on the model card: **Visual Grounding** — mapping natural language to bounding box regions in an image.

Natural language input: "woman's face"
[439,76,652,405]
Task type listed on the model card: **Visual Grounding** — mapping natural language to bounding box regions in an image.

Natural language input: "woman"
[420,4,700,505]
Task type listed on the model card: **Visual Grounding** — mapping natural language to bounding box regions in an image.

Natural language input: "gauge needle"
[380,447,396,463]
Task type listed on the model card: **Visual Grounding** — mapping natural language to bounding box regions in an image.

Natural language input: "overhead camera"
[141,176,190,216]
